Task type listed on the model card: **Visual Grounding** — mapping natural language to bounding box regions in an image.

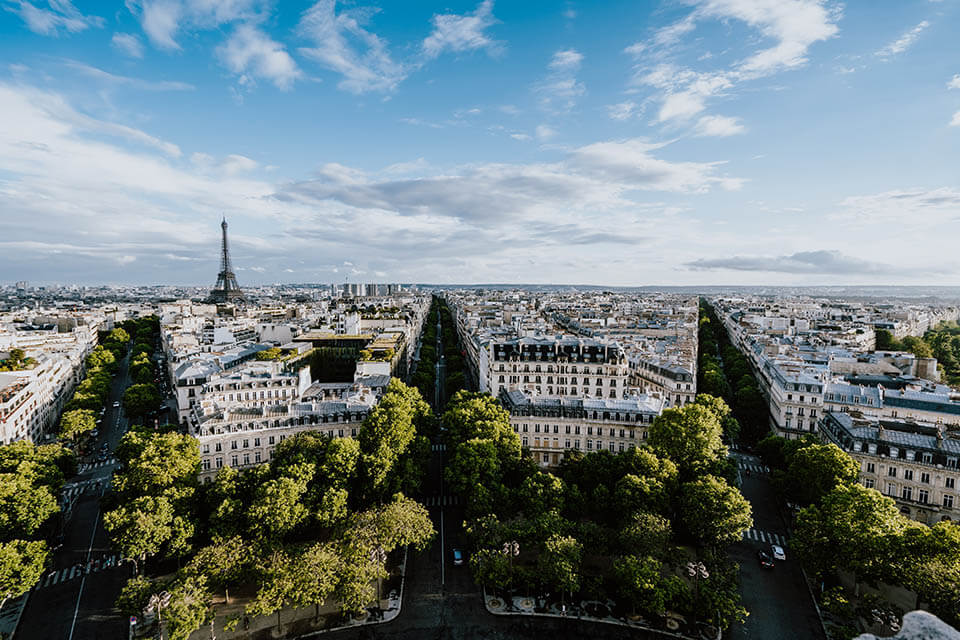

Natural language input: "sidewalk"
[163,548,408,640]
[483,591,718,640]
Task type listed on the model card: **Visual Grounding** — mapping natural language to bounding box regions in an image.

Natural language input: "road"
[726,453,825,640]
[17,349,143,640]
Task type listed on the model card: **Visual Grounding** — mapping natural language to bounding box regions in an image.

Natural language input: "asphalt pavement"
[726,453,826,640]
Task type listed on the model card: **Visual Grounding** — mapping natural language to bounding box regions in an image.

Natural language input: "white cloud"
[8,0,103,36]
[837,187,960,223]
[218,24,301,90]
[127,0,266,51]
[548,49,583,71]
[695,114,746,137]
[297,0,406,94]
[951,111,960,127]
[111,32,144,58]
[627,0,840,125]
[221,154,258,174]
[876,20,930,58]
[536,49,586,112]
[607,101,639,121]
[63,61,194,91]
[535,125,556,140]
[686,250,901,275]
[948,74,960,90]
[509,133,531,141]
[422,0,501,59]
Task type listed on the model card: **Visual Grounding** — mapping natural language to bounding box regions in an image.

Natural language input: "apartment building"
[488,337,629,400]
[819,411,959,523]
[500,388,665,467]
[192,378,386,480]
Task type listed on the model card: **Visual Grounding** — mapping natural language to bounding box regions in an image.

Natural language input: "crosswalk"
[61,478,107,503]
[738,462,770,474]
[431,444,447,452]
[78,457,117,473]
[37,556,121,589]
[741,528,788,547]
[422,495,461,507]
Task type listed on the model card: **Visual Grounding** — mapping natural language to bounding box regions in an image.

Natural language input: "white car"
[771,544,786,561]
[113,401,120,408]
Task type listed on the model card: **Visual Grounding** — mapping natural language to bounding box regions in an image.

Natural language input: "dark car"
[757,550,774,569]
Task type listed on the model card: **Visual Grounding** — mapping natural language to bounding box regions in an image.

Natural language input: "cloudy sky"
[1,0,958,286]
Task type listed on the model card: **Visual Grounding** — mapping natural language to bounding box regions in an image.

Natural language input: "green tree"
[85,345,117,370]
[256,348,282,361]
[875,329,899,351]
[59,408,97,442]
[8,349,25,365]
[0,539,47,605]
[0,472,59,538]
[902,336,933,359]
[122,383,161,422]
[617,511,672,558]
[103,495,183,570]
[679,476,752,548]
[114,432,199,498]
[614,554,684,616]
[165,575,212,640]
[649,404,727,478]
[247,472,311,544]
[538,535,582,605]
[186,536,253,604]
[116,575,162,617]
[106,327,131,344]
[793,483,908,582]
[470,548,513,592]
[784,443,859,507]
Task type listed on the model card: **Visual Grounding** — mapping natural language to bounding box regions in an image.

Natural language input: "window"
[921,472,930,484]
[202,444,210,454]
[543,453,549,463]
[243,453,250,465]
[886,483,897,496]
[231,455,238,467]
[202,459,211,470]
[918,489,929,504]
[255,451,261,463]
[863,478,875,489]
[865,462,875,474]
[902,486,913,501]
[586,440,593,450]
[565,425,571,434]
[269,435,275,445]
[215,457,223,469]
[522,424,528,433]
[609,442,615,452]
[522,437,528,446]
[215,442,222,452]
[888,466,897,478]
[243,439,249,448]
[945,495,955,509]
[947,477,956,490]
[904,469,914,481]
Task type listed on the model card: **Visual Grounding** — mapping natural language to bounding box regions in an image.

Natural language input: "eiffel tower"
[208,216,246,303]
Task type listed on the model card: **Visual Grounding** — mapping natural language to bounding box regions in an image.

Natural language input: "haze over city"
[2,0,958,286]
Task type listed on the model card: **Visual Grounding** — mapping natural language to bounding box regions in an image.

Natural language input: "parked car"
[771,544,786,561]
[452,549,464,566]
[90,429,99,438]
[757,550,774,569]
[112,401,120,408]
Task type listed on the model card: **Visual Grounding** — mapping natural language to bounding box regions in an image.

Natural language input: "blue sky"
[0,0,958,286]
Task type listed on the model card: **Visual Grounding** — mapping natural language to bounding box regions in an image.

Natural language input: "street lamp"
[501,541,519,610]
[369,547,387,619]
[146,591,172,640]
[686,561,709,635]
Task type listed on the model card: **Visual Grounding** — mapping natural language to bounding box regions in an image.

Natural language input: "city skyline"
[1,0,959,286]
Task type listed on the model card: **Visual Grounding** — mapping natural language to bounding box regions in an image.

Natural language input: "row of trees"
[107,378,435,640]
[757,435,960,628]
[877,323,960,386]
[697,301,768,445]
[445,391,752,630]
[57,326,134,443]
[410,297,467,408]
[0,441,76,605]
